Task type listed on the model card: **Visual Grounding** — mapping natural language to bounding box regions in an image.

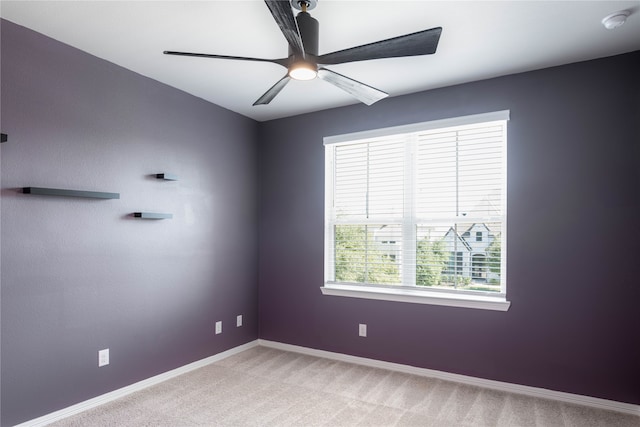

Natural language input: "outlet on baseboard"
[215,321,222,335]
[98,349,109,367]
[359,323,367,337]
[236,315,243,327]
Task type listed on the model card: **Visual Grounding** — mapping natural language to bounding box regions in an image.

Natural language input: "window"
[323,111,510,311]
[445,252,464,276]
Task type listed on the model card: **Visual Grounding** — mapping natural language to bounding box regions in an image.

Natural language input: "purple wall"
[2,16,639,427]
[258,51,640,404]
[1,20,258,426]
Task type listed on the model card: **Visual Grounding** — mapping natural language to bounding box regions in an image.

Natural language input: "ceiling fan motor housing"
[293,11,319,57]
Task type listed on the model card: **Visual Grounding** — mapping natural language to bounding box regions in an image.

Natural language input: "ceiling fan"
[164,0,442,107]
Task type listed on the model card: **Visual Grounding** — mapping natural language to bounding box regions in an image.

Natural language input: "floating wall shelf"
[23,187,120,199]
[156,173,178,181]
[133,212,172,219]
[1,133,7,143]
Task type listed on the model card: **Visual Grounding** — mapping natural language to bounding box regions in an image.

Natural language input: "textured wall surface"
[1,20,258,426]
[258,51,640,405]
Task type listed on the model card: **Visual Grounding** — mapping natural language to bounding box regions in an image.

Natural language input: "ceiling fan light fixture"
[288,61,318,80]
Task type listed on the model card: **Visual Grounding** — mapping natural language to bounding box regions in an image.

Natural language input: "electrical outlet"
[236,315,243,327]
[359,324,367,337]
[98,349,109,367]
[215,321,222,334]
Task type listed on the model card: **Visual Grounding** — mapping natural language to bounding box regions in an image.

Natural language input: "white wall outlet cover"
[98,349,109,367]
[359,324,367,337]
[236,315,243,327]
[215,321,222,334]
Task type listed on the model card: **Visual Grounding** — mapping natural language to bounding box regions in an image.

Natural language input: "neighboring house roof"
[443,223,496,253]
[443,227,473,252]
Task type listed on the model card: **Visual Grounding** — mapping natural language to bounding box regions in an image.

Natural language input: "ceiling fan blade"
[317,68,388,106]
[317,27,442,65]
[164,51,289,67]
[253,74,292,106]
[264,0,305,57]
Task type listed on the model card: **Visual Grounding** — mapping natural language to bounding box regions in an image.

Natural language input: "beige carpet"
[50,346,638,426]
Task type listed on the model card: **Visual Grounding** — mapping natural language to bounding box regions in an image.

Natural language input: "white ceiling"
[2,1,639,122]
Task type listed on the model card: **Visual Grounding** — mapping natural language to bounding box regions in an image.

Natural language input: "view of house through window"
[325,112,508,297]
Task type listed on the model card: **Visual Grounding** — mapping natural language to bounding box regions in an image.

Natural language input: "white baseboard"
[259,339,640,417]
[18,338,638,426]
[16,340,259,427]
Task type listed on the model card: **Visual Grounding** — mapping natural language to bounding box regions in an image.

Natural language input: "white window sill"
[321,284,511,311]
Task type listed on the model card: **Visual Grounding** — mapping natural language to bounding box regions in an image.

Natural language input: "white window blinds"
[333,137,405,220]
[325,112,508,296]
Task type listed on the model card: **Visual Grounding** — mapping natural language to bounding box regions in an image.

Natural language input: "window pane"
[368,141,404,218]
[334,224,401,285]
[416,131,458,218]
[334,139,404,220]
[415,122,504,219]
[416,222,502,292]
[334,144,367,218]
[457,124,504,217]
[416,225,449,287]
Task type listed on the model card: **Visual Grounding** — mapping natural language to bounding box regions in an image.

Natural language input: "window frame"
[322,111,510,311]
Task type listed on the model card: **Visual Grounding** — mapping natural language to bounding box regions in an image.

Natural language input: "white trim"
[16,340,259,427]
[324,110,510,145]
[258,340,640,417]
[324,112,509,308]
[16,338,639,424]
[321,284,511,311]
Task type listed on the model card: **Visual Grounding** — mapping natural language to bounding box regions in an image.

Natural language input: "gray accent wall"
[258,51,640,405]
[1,20,258,426]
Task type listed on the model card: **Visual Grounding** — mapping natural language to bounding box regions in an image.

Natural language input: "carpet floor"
[50,346,638,426]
